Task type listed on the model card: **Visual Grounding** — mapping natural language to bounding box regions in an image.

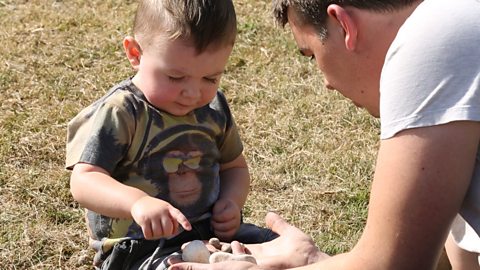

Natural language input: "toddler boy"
[66,0,276,269]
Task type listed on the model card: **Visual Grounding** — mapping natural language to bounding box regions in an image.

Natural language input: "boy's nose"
[181,85,201,100]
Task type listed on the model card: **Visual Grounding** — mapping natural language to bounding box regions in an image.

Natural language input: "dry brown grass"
[0,0,379,269]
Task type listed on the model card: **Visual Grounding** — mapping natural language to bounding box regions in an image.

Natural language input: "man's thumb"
[265,212,289,235]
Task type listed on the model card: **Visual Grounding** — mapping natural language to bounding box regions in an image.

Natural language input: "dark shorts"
[98,217,278,270]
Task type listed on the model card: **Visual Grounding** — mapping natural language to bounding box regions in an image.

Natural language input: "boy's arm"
[70,163,191,239]
[211,154,250,240]
[70,163,148,218]
[218,154,250,209]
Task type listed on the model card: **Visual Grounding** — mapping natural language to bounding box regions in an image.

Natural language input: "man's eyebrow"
[206,71,225,77]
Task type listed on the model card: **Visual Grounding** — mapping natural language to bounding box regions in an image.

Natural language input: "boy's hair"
[133,0,237,53]
[272,0,419,40]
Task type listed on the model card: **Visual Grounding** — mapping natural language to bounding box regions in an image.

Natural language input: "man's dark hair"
[272,0,419,39]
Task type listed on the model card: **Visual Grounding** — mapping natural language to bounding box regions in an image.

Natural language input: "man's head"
[134,0,237,53]
[272,0,420,117]
[272,0,418,40]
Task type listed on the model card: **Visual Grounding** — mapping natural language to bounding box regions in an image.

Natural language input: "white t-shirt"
[380,0,480,252]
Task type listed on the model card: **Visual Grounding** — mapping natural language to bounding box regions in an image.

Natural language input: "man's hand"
[247,212,326,269]
[169,212,328,270]
[131,196,192,240]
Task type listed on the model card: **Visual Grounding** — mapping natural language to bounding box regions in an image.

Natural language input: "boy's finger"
[211,219,235,232]
[169,206,192,231]
[212,199,228,215]
[159,217,174,236]
[211,209,234,222]
[142,222,154,240]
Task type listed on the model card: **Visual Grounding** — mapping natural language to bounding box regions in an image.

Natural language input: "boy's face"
[132,35,233,116]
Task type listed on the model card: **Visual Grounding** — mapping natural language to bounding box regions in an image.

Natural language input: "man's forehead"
[286,5,300,24]
[287,18,312,47]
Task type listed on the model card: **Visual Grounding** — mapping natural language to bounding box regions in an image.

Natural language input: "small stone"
[182,240,211,263]
[220,243,232,253]
[209,251,257,264]
[208,237,222,249]
[233,254,257,264]
[209,251,232,264]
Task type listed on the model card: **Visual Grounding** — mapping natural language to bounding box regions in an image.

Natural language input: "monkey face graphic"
[139,130,221,218]
[162,150,203,206]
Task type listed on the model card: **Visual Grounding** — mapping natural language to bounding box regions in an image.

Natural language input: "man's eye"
[298,49,315,61]
[204,77,218,84]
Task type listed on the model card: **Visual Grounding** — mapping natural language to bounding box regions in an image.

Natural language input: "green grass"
[0,0,379,268]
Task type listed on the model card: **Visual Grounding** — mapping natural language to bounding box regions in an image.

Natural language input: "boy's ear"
[326,5,358,51]
[123,36,142,70]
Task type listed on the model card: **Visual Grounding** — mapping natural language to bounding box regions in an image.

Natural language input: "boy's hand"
[131,196,192,240]
[211,198,241,241]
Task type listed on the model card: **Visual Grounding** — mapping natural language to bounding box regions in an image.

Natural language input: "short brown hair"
[272,0,419,39]
[133,0,237,53]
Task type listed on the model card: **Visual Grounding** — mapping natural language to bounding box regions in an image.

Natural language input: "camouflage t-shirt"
[66,79,243,249]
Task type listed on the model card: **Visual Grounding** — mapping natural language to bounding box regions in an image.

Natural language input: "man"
[170,0,480,269]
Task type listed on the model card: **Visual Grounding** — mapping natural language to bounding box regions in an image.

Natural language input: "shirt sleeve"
[379,1,480,139]
[66,100,135,174]
[211,91,244,164]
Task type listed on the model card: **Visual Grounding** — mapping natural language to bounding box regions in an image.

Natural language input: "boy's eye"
[168,76,184,82]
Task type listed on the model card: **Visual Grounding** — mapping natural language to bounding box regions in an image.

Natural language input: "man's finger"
[169,206,192,231]
[265,212,290,235]
[231,241,247,254]
[169,262,210,270]
[166,254,183,265]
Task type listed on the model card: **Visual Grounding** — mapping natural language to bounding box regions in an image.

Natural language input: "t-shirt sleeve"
[66,101,135,174]
[212,91,244,164]
[219,116,243,163]
[379,3,480,139]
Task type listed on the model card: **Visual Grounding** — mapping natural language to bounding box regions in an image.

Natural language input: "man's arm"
[294,120,480,269]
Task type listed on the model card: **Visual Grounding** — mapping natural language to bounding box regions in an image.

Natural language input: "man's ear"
[327,5,358,51]
[123,36,142,70]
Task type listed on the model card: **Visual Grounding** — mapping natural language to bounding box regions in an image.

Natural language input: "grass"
[0,0,379,269]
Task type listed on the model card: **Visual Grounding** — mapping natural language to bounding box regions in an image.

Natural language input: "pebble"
[220,243,232,253]
[209,251,257,264]
[181,238,257,264]
[208,237,222,249]
[181,240,210,263]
